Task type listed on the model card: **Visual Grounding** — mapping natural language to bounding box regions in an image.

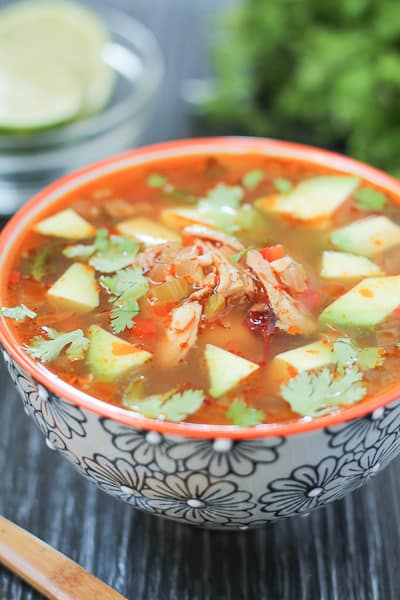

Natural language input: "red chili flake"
[9,271,21,284]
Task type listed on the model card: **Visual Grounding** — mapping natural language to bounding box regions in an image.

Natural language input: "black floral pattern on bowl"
[144,473,255,524]
[101,418,176,473]
[83,453,150,508]
[167,437,285,477]
[327,400,400,453]
[259,455,361,518]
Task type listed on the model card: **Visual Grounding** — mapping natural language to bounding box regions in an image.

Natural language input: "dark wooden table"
[1,1,400,598]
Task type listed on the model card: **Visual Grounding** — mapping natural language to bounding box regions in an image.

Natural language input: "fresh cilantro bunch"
[206,0,400,175]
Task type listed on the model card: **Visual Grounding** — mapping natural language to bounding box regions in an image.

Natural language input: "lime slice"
[0,0,115,131]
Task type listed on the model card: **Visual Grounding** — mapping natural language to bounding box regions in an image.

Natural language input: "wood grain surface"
[0,1,400,599]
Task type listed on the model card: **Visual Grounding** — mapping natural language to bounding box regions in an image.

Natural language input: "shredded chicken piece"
[246,250,315,335]
[271,256,309,294]
[158,301,202,367]
[182,225,244,251]
[135,243,179,272]
[212,246,256,300]
[190,269,218,301]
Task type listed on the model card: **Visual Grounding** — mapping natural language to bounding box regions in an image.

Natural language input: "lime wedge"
[0,0,115,131]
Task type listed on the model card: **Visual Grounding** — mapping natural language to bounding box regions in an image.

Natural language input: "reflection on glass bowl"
[0,3,163,215]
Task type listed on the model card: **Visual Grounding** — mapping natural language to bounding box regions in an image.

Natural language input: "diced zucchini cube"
[320,276,400,329]
[116,217,181,246]
[33,209,96,239]
[320,251,382,280]
[257,176,360,222]
[47,263,99,312]
[205,343,259,398]
[87,325,152,381]
[330,216,400,257]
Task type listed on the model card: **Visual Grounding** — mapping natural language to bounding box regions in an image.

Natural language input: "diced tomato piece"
[9,271,21,284]
[302,288,322,309]
[260,244,285,261]
[392,307,400,318]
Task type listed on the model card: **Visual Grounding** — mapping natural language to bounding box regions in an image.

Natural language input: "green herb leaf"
[274,178,292,194]
[100,267,149,300]
[93,228,110,252]
[242,169,264,191]
[63,244,95,259]
[196,184,245,234]
[89,239,139,273]
[332,337,384,370]
[332,338,358,367]
[110,299,140,333]
[63,228,111,260]
[110,235,138,253]
[147,174,167,188]
[358,347,385,369]
[101,267,149,333]
[30,247,51,281]
[281,366,366,418]
[201,183,244,210]
[25,328,88,363]
[231,246,253,263]
[226,399,265,427]
[354,188,387,212]
[124,388,205,422]
[1,304,37,321]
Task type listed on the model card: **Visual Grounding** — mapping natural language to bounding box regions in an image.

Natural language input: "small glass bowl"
[0,2,163,215]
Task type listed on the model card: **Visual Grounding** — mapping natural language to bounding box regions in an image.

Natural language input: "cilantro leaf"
[101,267,149,333]
[201,183,244,210]
[1,304,37,321]
[110,235,138,253]
[100,267,149,300]
[63,244,95,259]
[63,228,110,259]
[161,390,205,422]
[354,188,387,212]
[281,366,366,418]
[358,347,385,369]
[231,246,253,263]
[25,327,88,363]
[274,178,292,194]
[197,184,246,234]
[242,169,264,191]
[110,299,140,333]
[93,228,110,252]
[226,399,265,427]
[124,388,205,422]
[89,238,139,273]
[63,230,138,272]
[332,338,358,367]
[30,247,51,281]
[333,337,384,369]
[147,174,167,188]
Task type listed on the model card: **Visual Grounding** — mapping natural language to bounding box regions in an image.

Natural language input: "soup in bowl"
[1,137,400,529]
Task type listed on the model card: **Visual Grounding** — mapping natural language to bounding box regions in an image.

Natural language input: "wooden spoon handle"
[0,516,127,600]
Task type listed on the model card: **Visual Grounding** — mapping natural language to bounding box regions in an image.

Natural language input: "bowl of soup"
[1,137,400,530]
